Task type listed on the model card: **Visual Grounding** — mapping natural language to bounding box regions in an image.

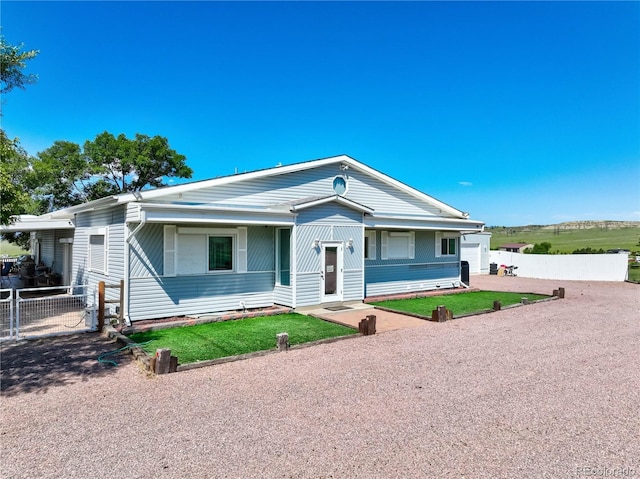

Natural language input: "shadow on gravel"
[0,333,131,397]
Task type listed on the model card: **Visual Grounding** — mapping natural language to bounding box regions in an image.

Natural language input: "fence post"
[98,281,105,331]
[119,279,125,325]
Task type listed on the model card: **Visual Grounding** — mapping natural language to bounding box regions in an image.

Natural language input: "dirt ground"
[0,277,638,478]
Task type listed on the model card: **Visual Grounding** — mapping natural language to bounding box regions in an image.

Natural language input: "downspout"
[291,223,297,309]
[124,208,146,326]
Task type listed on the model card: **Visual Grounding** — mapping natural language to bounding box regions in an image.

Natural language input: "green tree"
[0,36,39,225]
[30,131,193,207]
[524,242,552,254]
[82,132,192,199]
[0,131,38,226]
[31,141,86,211]
[0,35,39,96]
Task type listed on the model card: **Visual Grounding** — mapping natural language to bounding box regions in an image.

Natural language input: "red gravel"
[1,277,638,478]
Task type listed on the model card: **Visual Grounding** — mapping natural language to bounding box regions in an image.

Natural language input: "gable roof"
[48,155,470,220]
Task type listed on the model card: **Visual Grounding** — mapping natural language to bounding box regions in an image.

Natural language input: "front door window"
[324,247,337,295]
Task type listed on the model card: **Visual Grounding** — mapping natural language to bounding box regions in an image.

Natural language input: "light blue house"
[38,155,484,322]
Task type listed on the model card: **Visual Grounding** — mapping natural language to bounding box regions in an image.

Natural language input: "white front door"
[321,243,343,303]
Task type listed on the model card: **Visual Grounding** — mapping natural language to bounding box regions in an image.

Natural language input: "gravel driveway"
[1,277,638,478]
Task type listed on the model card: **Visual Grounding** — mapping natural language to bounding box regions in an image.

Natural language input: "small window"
[89,234,106,273]
[333,176,348,196]
[277,228,291,286]
[441,237,457,256]
[208,236,233,271]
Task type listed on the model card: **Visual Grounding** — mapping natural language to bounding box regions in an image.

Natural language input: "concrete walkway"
[298,302,429,333]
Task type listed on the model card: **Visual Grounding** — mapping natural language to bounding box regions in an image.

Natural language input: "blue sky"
[3,1,639,226]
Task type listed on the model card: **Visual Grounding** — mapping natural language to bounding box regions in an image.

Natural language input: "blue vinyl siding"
[127,224,276,319]
[129,272,274,321]
[364,230,460,297]
[72,207,126,303]
[162,164,444,217]
[129,224,275,278]
[293,203,364,305]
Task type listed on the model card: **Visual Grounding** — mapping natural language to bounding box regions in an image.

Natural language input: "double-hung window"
[208,236,233,271]
[436,232,458,257]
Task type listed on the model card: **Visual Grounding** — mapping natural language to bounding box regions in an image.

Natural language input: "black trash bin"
[489,262,498,275]
[461,260,470,285]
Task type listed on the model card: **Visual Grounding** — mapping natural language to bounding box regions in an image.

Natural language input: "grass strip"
[128,313,356,364]
[370,291,550,317]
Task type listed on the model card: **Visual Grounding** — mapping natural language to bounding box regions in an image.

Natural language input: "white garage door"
[461,243,481,274]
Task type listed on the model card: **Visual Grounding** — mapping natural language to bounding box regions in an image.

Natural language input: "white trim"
[163,225,177,277]
[290,195,374,214]
[178,227,238,235]
[237,227,247,273]
[88,229,107,274]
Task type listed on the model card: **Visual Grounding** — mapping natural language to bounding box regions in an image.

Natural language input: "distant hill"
[540,220,640,230]
[487,220,640,231]
[486,221,640,253]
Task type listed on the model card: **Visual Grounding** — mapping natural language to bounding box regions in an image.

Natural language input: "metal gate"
[0,289,15,341]
[0,285,97,340]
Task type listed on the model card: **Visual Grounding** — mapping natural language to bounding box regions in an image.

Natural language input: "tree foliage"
[571,247,605,254]
[30,131,193,207]
[0,35,39,96]
[1,36,39,226]
[0,131,39,226]
[523,242,553,254]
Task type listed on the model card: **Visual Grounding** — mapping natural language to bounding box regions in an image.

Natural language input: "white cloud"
[458,181,473,187]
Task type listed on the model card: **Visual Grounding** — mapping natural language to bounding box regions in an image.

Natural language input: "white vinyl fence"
[489,251,629,281]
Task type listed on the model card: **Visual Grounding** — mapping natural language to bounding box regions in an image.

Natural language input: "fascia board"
[290,195,374,214]
[47,196,120,217]
[139,203,296,226]
[364,215,484,232]
[138,202,293,215]
[0,218,75,232]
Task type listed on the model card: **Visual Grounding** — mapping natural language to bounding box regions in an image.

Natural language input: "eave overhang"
[131,202,296,226]
[364,213,484,232]
[0,216,75,233]
[288,195,374,215]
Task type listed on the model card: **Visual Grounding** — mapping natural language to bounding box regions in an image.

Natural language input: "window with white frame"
[380,231,415,260]
[436,232,458,257]
[88,228,108,274]
[164,226,247,276]
[364,231,376,260]
[208,236,234,271]
[276,228,291,286]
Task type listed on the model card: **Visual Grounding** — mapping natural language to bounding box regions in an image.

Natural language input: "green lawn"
[371,291,550,317]
[0,240,28,257]
[628,264,640,283]
[488,225,640,253]
[128,313,357,364]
